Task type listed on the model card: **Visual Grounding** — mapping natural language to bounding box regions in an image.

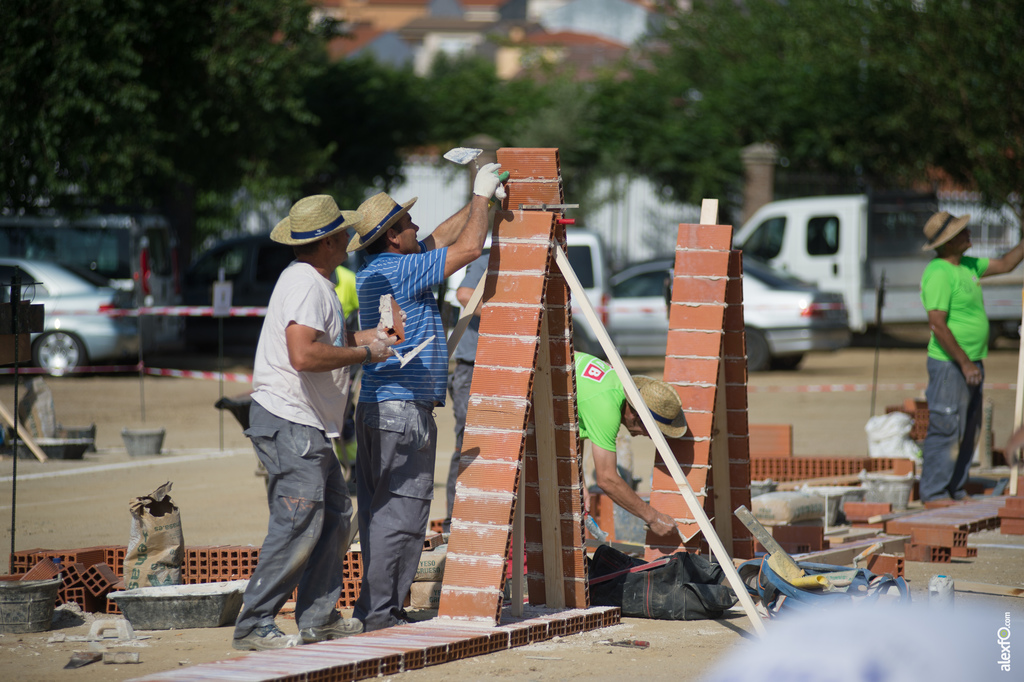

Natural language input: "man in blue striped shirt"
[346,163,505,631]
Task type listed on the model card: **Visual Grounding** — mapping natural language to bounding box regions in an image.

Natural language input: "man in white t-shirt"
[232,195,396,651]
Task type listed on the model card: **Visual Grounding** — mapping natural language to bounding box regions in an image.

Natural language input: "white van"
[442,228,612,357]
[0,213,182,350]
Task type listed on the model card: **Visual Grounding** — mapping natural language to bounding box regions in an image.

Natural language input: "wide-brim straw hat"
[347,192,418,253]
[270,195,361,246]
[627,376,688,438]
[921,211,971,251]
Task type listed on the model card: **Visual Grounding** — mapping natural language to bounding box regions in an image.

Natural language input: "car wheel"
[745,328,771,372]
[771,354,805,371]
[33,331,87,376]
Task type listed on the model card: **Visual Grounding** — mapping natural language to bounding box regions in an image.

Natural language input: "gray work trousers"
[920,357,984,502]
[353,400,436,632]
[445,360,475,526]
[234,402,352,639]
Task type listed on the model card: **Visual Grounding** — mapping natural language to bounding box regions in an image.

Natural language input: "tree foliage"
[0,0,329,217]
[592,0,1024,211]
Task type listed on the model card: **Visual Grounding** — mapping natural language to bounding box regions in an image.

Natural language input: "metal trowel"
[443,147,483,166]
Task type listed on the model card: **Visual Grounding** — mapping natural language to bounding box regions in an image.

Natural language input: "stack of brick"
[751,456,914,482]
[902,527,974,563]
[182,545,262,584]
[754,524,829,555]
[652,224,752,560]
[998,497,1024,535]
[8,546,124,613]
[441,147,589,624]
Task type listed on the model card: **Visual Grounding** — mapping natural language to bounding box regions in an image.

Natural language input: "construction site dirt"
[2,344,1023,682]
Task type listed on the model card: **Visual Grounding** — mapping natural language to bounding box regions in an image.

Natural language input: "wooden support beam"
[533,316,565,608]
[710,358,734,555]
[0,400,47,462]
[446,270,488,358]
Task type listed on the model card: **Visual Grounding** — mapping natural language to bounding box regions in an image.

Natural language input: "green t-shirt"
[574,352,625,452]
[920,255,990,362]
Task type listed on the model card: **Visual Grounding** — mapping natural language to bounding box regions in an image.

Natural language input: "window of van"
[566,245,595,289]
[807,216,840,256]
[742,217,786,261]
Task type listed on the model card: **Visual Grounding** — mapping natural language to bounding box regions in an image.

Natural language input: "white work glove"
[473,163,503,199]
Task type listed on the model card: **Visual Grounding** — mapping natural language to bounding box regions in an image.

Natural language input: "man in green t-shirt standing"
[919,212,1023,502]
[575,352,688,537]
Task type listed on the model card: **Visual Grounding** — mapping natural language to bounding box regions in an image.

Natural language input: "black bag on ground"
[588,544,737,620]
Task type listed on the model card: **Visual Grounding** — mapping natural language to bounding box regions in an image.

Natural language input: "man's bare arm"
[287,323,392,372]
[591,444,677,536]
[984,240,1024,276]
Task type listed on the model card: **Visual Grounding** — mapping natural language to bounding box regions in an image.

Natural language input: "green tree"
[593,0,1024,213]
[1,0,331,253]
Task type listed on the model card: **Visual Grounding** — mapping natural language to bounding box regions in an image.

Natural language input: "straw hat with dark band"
[627,376,688,438]
[347,192,418,253]
[922,211,971,252]
[270,195,361,246]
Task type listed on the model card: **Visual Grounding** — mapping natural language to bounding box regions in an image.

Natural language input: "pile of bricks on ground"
[999,496,1024,535]
[7,532,446,616]
[8,546,125,614]
[751,456,915,482]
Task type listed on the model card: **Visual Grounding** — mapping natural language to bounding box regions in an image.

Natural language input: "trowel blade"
[443,147,483,165]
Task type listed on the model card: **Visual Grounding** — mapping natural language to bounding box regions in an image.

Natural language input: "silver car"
[606,256,851,370]
[0,258,138,375]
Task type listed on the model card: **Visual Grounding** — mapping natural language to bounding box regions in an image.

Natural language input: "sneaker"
[300,615,363,644]
[233,624,299,651]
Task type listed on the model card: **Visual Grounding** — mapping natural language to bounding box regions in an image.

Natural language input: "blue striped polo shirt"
[357,243,448,404]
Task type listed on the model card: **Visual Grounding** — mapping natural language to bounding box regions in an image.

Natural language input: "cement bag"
[124,481,184,588]
[415,545,447,582]
[751,491,826,526]
[865,413,921,460]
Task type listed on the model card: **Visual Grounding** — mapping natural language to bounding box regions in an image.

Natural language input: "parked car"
[0,257,138,375]
[0,212,182,350]
[182,234,295,350]
[606,256,851,370]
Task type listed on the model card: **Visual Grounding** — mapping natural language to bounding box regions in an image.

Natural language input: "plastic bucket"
[122,428,166,457]
[0,577,60,634]
[800,485,864,526]
[860,471,914,511]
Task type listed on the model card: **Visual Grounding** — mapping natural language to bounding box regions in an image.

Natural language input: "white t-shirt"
[251,261,350,437]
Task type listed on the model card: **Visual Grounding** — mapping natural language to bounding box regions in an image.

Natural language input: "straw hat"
[270,195,361,246]
[347,192,418,253]
[627,376,688,438]
[921,211,971,251]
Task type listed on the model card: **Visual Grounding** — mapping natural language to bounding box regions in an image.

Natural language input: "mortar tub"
[859,470,915,511]
[107,580,248,630]
[121,427,166,457]
[0,576,61,634]
[15,437,94,460]
[799,485,865,527]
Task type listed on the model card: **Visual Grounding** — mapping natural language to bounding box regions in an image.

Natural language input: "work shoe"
[232,624,299,651]
[300,614,363,644]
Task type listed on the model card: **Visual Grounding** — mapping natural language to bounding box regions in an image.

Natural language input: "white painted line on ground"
[0,448,249,483]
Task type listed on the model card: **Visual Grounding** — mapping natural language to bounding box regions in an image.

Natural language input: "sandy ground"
[1,344,1023,681]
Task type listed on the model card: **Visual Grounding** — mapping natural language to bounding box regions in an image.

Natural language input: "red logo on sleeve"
[582,361,606,382]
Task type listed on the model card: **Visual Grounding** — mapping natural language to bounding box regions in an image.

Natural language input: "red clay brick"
[665,328,723,359]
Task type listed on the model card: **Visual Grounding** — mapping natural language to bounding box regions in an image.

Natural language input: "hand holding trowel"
[379,294,433,368]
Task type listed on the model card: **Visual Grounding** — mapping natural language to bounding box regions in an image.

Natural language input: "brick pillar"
[740,143,778,224]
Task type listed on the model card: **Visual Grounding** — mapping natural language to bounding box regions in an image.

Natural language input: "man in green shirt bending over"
[575,352,687,537]
[919,211,1023,502]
